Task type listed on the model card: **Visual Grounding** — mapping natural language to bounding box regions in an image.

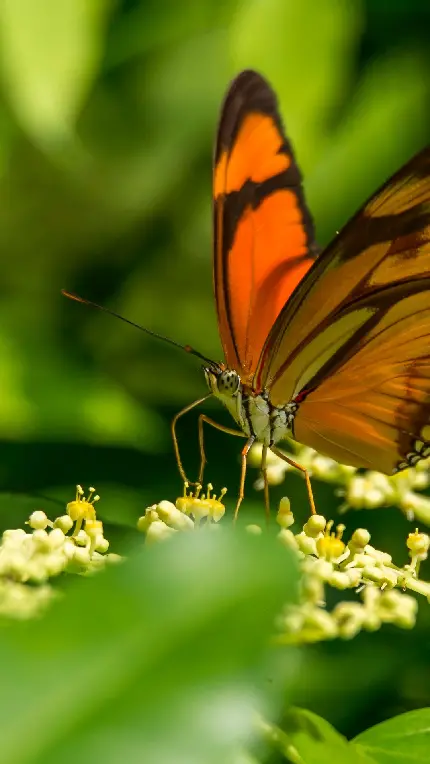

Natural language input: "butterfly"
[64,70,430,521]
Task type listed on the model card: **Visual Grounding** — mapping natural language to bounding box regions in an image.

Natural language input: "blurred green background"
[0,0,429,743]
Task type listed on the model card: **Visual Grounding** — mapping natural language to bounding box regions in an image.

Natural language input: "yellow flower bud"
[157,500,194,530]
[145,520,177,545]
[61,540,74,560]
[350,528,371,549]
[189,499,210,522]
[175,496,194,515]
[48,528,65,550]
[74,530,89,547]
[53,515,74,533]
[296,532,317,556]
[45,554,67,577]
[195,485,227,523]
[73,547,91,566]
[85,520,104,539]
[303,515,326,537]
[32,530,51,552]
[328,571,352,590]
[137,508,158,533]
[278,529,298,550]
[67,485,99,522]
[95,537,109,553]
[26,560,49,583]
[277,497,295,528]
[316,535,345,560]
[2,529,27,545]
[407,529,430,555]
[176,483,203,516]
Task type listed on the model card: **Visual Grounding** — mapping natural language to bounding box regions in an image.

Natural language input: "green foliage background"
[0,0,429,750]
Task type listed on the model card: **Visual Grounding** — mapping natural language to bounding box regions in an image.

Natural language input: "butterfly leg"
[234,436,256,522]
[197,414,246,484]
[270,445,316,515]
[261,444,271,524]
[171,395,211,484]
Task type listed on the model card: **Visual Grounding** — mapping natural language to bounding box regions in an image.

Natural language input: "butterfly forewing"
[213,70,317,380]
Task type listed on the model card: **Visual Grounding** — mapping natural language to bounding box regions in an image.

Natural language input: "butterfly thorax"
[203,365,297,445]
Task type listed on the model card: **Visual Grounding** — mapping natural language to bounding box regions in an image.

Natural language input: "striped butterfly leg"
[270,445,316,515]
[171,395,212,486]
[233,436,256,523]
[197,413,246,485]
[199,420,272,523]
[261,444,271,524]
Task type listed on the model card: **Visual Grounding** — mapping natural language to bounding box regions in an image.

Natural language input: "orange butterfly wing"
[294,288,430,472]
[255,146,430,473]
[213,70,317,380]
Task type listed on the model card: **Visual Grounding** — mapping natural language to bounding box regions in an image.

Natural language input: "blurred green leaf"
[307,50,430,244]
[288,641,406,735]
[0,326,165,450]
[271,708,376,763]
[0,0,112,147]
[106,0,235,69]
[353,708,430,763]
[231,0,362,168]
[0,528,298,763]
[0,491,64,530]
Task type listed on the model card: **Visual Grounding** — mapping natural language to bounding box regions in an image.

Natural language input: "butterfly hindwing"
[254,146,430,474]
[213,70,317,380]
[292,278,430,473]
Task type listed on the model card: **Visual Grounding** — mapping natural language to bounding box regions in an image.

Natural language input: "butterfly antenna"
[61,290,215,365]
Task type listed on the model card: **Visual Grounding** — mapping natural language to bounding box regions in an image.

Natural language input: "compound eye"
[218,370,240,396]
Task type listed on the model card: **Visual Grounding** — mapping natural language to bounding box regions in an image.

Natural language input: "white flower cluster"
[275,499,429,642]
[0,579,54,619]
[137,478,430,643]
[2,472,428,645]
[249,443,430,524]
[137,482,227,543]
[0,486,121,619]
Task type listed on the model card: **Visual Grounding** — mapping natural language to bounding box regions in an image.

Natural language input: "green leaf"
[0,326,166,451]
[266,707,376,764]
[306,50,430,245]
[0,0,112,147]
[0,528,298,763]
[0,492,63,531]
[353,708,430,763]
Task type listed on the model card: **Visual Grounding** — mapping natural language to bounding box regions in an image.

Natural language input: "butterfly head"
[203,364,246,429]
[203,364,241,397]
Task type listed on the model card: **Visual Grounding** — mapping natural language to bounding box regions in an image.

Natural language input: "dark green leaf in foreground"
[0,528,298,764]
[265,707,376,764]
[353,708,430,763]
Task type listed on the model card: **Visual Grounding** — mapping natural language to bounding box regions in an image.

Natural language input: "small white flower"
[28,511,49,530]
[145,520,177,545]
